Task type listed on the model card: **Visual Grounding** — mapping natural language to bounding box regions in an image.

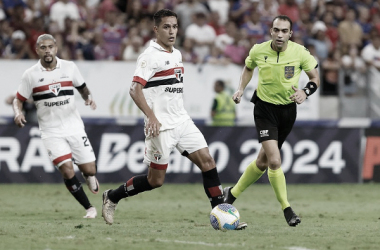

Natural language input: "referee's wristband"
[303,81,318,97]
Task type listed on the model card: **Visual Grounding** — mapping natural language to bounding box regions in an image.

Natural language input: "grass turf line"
[0,183,379,250]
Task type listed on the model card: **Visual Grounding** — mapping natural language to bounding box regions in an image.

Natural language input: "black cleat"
[223,187,236,205]
[283,207,301,227]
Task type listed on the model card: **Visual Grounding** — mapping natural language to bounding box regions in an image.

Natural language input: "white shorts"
[42,132,96,167]
[144,119,208,166]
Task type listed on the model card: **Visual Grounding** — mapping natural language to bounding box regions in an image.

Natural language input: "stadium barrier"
[0,124,362,184]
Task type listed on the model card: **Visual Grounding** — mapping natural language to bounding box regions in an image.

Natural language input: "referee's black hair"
[153,9,178,26]
[272,15,293,31]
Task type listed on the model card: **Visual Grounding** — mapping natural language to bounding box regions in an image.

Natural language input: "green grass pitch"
[1,183,380,250]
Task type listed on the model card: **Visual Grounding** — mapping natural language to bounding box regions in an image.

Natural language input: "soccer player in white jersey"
[12,34,100,219]
[101,9,246,230]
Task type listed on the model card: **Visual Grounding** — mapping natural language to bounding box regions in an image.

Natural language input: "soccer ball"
[210,203,240,231]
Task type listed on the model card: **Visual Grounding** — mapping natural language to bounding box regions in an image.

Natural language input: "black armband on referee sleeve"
[303,81,318,97]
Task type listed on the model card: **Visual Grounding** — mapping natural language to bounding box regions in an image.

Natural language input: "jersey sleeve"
[300,46,318,72]
[16,71,32,102]
[133,53,157,86]
[71,62,85,87]
[245,45,257,70]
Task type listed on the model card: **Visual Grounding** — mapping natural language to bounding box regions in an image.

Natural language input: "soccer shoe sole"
[235,222,248,230]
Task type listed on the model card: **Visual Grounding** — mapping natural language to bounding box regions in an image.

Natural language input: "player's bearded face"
[270,19,292,52]
[155,16,178,51]
[36,40,58,64]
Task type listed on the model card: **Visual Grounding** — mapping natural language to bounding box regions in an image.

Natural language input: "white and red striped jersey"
[16,57,86,139]
[133,40,191,131]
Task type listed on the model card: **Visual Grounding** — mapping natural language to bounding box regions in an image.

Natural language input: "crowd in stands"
[1,0,380,96]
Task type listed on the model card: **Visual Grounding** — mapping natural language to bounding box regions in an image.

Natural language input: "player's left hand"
[85,95,97,110]
[289,86,307,104]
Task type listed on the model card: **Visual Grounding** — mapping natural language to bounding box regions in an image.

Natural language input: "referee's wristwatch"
[303,88,311,97]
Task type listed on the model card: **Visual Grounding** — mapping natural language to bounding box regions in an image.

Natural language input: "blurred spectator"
[9,4,31,32]
[223,30,247,65]
[361,32,380,71]
[307,21,331,61]
[321,48,341,95]
[240,11,267,43]
[341,45,366,96]
[50,0,80,32]
[180,38,199,64]
[122,35,144,61]
[185,12,216,62]
[322,11,339,50]
[2,0,27,18]
[204,45,229,65]
[27,16,46,56]
[76,29,96,60]
[208,0,229,25]
[229,0,257,25]
[211,79,236,126]
[257,0,279,27]
[93,32,108,60]
[215,20,237,51]
[278,0,300,23]
[0,19,13,48]
[208,11,225,35]
[95,9,127,60]
[97,0,118,20]
[2,30,35,59]
[338,8,363,48]
[174,0,208,32]
[357,6,372,45]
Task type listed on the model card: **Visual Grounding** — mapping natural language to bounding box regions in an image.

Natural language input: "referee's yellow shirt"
[245,40,318,105]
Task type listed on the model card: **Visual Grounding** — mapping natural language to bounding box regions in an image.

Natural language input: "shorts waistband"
[257,95,296,109]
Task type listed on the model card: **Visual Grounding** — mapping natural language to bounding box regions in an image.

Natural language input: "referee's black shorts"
[253,92,297,149]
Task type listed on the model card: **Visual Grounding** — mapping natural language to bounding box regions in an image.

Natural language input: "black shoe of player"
[223,187,236,205]
[283,207,301,227]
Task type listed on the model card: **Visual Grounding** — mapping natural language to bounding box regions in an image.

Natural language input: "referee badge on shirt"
[284,66,295,79]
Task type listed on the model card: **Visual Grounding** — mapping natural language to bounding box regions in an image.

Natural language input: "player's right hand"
[232,90,243,104]
[14,114,26,128]
[145,115,161,138]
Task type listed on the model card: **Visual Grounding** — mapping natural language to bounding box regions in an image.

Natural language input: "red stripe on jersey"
[208,186,222,197]
[126,178,134,187]
[153,67,184,77]
[133,76,147,86]
[53,153,72,165]
[33,81,73,93]
[16,92,27,102]
[150,162,168,170]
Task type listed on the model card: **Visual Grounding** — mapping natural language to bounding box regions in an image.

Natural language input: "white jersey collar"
[38,57,62,71]
[150,40,174,53]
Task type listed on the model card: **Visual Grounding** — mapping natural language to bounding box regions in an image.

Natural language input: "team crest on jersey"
[49,83,62,96]
[154,151,162,161]
[174,68,183,82]
[284,66,294,79]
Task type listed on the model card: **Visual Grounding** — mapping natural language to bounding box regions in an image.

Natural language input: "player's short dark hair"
[153,9,177,26]
[215,80,225,88]
[272,15,293,31]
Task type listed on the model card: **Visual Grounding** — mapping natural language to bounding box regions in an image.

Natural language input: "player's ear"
[290,31,293,37]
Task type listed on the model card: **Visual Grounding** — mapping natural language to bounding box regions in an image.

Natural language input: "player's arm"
[232,66,254,104]
[290,68,320,104]
[13,97,26,128]
[76,84,96,110]
[130,81,161,137]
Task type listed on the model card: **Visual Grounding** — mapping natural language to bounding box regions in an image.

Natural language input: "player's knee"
[149,178,164,188]
[268,158,281,169]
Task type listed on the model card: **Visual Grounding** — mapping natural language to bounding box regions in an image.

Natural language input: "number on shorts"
[82,136,90,147]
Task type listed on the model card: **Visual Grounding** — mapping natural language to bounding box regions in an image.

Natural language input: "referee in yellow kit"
[224,15,320,227]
